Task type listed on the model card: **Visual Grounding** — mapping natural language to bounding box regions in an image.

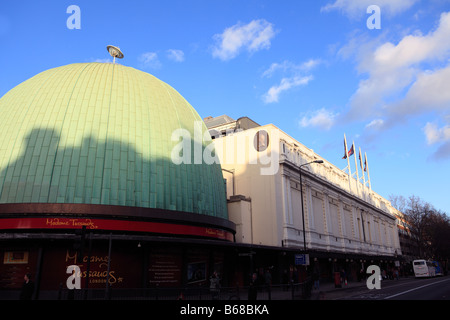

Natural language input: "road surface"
[337,275,450,300]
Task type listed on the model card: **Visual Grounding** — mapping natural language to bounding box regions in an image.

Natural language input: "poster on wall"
[148,249,182,287]
[186,248,209,285]
[0,251,33,290]
[3,251,29,264]
[187,261,206,284]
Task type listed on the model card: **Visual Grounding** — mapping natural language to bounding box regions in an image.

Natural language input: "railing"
[57,280,313,301]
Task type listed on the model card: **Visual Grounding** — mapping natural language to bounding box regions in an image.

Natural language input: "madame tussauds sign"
[65,250,123,289]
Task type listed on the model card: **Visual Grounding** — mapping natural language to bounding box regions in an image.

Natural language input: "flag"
[342,134,353,191]
[364,154,368,172]
[359,149,364,171]
[342,144,354,159]
[364,152,371,190]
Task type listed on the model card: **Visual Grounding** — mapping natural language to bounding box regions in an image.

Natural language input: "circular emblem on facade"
[254,130,269,152]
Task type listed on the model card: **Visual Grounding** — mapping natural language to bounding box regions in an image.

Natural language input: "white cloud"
[299,108,337,131]
[262,61,288,78]
[365,118,385,130]
[262,59,321,78]
[393,65,450,116]
[261,58,320,104]
[321,0,419,18]
[345,11,450,122]
[301,59,322,71]
[424,122,450,160]
[424,122,450,145]
[263,76,312,104]
[212,19,276,61]
[430,141,450,160]
[91,58,112,63]
[372,15,450,70]
[138,52,162,69]
[167,49,185,62]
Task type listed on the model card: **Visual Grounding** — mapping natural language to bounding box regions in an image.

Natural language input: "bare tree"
[389,194,406,213]
[389,194,418,260]
[403,195,434,258]
[423,209,450,262]
[389,194,410,235]
[390,194,450,272]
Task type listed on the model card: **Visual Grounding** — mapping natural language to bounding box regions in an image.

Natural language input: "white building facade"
[207,116,402,281]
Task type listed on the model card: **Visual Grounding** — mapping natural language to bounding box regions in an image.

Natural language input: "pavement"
[236,279,372,300]
[309,276,417,300]
[0,276,417,300]
[310,279,368,300]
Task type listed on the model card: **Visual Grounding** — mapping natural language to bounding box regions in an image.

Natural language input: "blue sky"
[1,0,450,213]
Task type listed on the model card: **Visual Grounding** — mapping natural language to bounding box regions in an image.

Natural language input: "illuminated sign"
[0,217,234,241]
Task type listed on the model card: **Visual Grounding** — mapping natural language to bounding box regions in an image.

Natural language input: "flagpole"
[344,134,352,192]
[365,152,371,190]
[359,147,366,200]
[359,147,365,185]
[352,141,360,196]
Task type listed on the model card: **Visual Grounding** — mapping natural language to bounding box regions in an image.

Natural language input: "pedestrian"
[209,271,220,300]
[264,269,272,288]
[394,268,399,280]
[19,273,34,300]
[292,267,298,284]
[313,268,320,290]
[248,273,258,300]
[282,269,289,291]
[340,269,347,286]
[360,267,366,281]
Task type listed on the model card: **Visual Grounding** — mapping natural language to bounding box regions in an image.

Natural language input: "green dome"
[0,63,227,219]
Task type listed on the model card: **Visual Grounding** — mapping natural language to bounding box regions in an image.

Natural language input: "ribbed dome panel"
[0,63,227,219]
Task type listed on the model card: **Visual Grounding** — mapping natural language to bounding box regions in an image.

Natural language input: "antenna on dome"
[107,45,124,64]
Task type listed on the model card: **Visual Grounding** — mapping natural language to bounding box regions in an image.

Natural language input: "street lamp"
[299,160,323,252]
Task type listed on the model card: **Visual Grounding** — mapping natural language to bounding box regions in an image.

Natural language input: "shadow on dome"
[0,127,228,220]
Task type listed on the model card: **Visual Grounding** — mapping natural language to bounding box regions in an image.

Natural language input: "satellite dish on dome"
[107,45,124,64]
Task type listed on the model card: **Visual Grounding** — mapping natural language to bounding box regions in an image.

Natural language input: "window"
[3,251,29,264]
